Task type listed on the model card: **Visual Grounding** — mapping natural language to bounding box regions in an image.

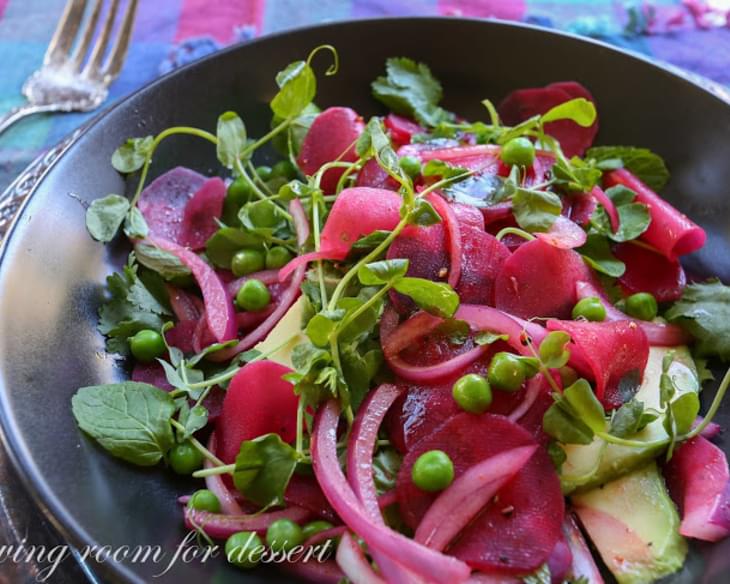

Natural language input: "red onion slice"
[414,445,537,551]
[184,506,310,539]
[205,433,243,515]
[591,186,619,232]
[208,199,310,361]
[312,401,471,584]
[428,193,462,288]
[337,532,386,584]
[507,374,545,422]
[166,284,202,322]
[387,346,490,383]
[281,559,344,584]
[575,280,689,346]
[563,511,605,583]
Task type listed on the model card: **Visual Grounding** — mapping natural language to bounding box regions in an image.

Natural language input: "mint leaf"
[587,146,670,191]
[111,136,153,174]
[72,382,175,466]
[512,188,562,232]
[666,280,730,360]
[86,195,130,242]
[393,277,459,318]
[233,433,299,507]
[216,111,248,169]
[371,57,451,127]
[271,61,316,119]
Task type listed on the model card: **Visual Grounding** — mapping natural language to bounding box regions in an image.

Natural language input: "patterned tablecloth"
[0,0,729,582]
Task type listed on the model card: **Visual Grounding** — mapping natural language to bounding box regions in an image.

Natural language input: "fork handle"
[0,103,65,136]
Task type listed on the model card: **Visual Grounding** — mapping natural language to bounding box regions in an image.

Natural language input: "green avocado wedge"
[560,345,698,494]
[573,462,687,584]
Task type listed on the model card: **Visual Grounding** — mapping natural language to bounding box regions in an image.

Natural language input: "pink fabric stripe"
[175,0,265,41]
[0,0,8,20]
[437,0,525,20]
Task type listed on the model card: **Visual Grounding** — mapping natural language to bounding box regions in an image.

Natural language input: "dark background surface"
[2,17,730,583]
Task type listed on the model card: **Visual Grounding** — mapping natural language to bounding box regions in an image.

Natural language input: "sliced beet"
[285,474,338,522]
[179,177,226,250]
[547,319,649,408]
[137,167,207,243]
[494,238,593,319]
[458,224,511,305]
[546,532,572,584]
[451,202,485,231]
[165,319,198,353]
[569,192,598,227]
[218,360,299,464]
[396,413,563,573]
[355,158,398,190]
[297,107,364,194]
[614,242,687,302]
[664,436,730,541]
[131,362,173,391]
[498,83,599,158]
[385,113,424,146]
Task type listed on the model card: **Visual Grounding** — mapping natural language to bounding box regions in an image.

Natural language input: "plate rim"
[0,15,728,583]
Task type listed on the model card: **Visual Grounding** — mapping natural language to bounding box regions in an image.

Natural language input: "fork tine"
[101,0,138,82]
[81,0,120,80]
[44,0,88,66]
[71,0,103,71]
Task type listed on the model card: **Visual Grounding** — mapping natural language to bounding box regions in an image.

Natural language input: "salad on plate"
[71,45,730,584]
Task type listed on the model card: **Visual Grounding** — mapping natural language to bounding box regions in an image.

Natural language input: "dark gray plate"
[1,17,730,584]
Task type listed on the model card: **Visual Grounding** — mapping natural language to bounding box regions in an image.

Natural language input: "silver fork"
[0,0,138,135]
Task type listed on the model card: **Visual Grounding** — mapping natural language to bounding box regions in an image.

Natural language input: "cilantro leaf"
[72,382,176,466]
[98,262,171,355]
[233,433,299,507]
[666,280,730,360]
[85,195,130,243]
[371,57,452,126]
[587,146,670,191]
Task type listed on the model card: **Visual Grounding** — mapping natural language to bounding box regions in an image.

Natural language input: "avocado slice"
[572,462,687,584]
[252,296,306,369]
[561,346,699,494]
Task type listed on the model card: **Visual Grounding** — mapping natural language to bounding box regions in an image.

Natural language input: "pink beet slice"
[132,362,173,391]
[494,238,592,320]
[137,167,207,243]
[547,319,649,408]
[297,106,364,193]
[148,236,236,343]
[385,113,424,145]
[179,177,226,250]
[614,242,687,302]
[165,319,198,353]
[604,169,706,260]
[396,413,563,574]
[280,187,402,280]
[285,474,338,522]
[664,436,730,541]
[546,532,572,583]
[218,360,300,464]
[498,83,599,157]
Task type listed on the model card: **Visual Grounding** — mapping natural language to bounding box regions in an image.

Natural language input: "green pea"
[225,531,264,569]
[231,249,265,277]
[247,200,279,228]
[188,489,221,513]
[255,165,273,181]
[227,176,253,206]
[265,246,293,269]
[168,442,204,475]
[625,292,658,321]
[488,351,527,392]
[271,160,298,181]
[500,137,536,167]
[412,450,454,492]
[452,373,493,414]
[129,329,166,363]
[301,520,334,541]
[236,279,271,312]
[572,297,607,322]
[266,519,304,552]
[399,155,422,178]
